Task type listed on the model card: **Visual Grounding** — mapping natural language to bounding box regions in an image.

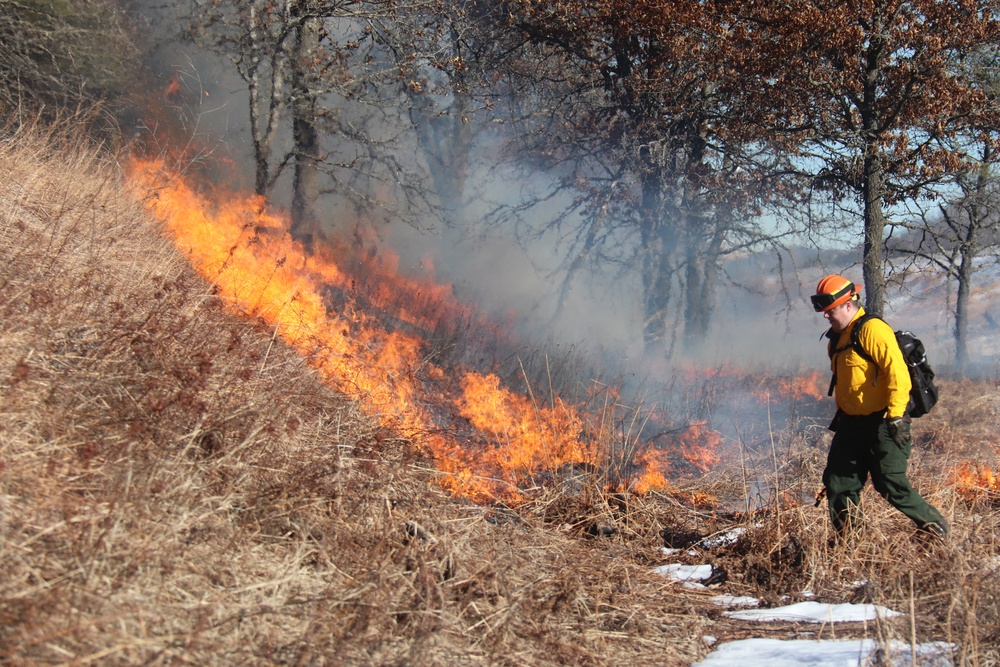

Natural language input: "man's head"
[812,274,861,332]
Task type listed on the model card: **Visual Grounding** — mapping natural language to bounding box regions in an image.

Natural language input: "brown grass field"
[1,120,999,665]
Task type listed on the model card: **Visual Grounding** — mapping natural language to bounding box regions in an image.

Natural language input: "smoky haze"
[126,4,997,390]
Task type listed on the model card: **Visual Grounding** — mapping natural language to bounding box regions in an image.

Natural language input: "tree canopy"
[734,0,1000,315]
[25,0,1000,364]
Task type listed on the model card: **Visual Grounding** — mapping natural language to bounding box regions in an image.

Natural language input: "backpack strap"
[825,313,880,396]
[849,313,878,364]
[850,313,881,386]
[825,328,842,396]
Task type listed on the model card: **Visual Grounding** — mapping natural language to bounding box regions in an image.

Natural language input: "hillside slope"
[0,125,710,664]
[4,122,1000,666]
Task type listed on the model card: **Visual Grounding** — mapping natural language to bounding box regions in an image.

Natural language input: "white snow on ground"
[652,563,714,582]
[723,600,902,623]
[655,557,954,665]
[692,638,954,667]
[709,594,759,608]
[660,547,697,557]
[697,527,748,548]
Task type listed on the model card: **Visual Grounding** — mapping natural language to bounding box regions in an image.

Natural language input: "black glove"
[886,417,911,448]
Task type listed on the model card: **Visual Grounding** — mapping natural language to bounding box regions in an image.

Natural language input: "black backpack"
[826,313,939,418]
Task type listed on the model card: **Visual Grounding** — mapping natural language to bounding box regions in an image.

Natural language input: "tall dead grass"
[0,121,710,665]
[2,119,998,666]
[697,387,1000,665]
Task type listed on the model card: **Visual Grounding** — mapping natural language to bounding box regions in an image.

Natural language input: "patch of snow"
[693,638,953,667]
[698,527,747,548]
[652,563,714,582]
[723,601,902,623]
[710,595,760,608]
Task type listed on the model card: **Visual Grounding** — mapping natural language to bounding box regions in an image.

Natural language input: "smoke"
[124,2,997,395]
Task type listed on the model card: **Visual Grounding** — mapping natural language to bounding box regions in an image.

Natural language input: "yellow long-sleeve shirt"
[829,307,911,419]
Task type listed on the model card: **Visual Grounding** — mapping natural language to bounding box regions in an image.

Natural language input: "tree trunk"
[682,204,727,347]
[639,171,677,355]
[953,159,990,372]
[859,17,888,318]
[409,92,472,227]
[955,252,971,372]
[682,238,714,347]
[640,227,675,355]
[289,16,322,249]
[861,150,887,317]
[678,118,707,346]
[248,62,273,198]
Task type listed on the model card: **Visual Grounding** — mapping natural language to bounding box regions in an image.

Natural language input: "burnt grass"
[2,121,999,666]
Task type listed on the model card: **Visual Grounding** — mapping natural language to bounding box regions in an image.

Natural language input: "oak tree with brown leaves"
[735,0,1000,316]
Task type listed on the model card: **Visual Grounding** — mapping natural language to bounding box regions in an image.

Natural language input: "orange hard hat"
[811,274,861,312]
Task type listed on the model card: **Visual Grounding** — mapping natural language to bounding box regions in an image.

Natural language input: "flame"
[164,73,184,103]
[128,159,604,502]
[676,421,722,473]
[630,421,724,494]
[758,370,827,401]
[127,158,737,504]
[948,461,1000,504]
[676,362,742,383]
[678,364,828,405]
[458,373,591,476]
[632,447,671,495]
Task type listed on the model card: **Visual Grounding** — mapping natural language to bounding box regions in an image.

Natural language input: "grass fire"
[7,0,1000,660]
[129,156,742,506]
[3,123,1000,664]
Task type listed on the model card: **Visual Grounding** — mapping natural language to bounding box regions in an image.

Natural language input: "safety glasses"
[811,282,855,311]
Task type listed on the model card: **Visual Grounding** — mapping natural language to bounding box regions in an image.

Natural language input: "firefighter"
[812,274,948,539]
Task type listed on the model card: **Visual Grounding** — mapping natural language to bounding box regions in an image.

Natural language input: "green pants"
[823,411,945,532]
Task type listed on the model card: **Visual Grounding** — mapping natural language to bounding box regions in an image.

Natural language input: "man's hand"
[886,417,911,448]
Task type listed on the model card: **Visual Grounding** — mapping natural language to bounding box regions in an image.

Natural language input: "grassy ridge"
[0,124,707,664]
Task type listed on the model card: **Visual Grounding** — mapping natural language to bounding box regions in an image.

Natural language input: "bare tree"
[288,11,323,246]
[483,0,794,354]
[357,0,527,234]
[172,0,447,243]
[0,0,134,123]
[891,135,1000,371]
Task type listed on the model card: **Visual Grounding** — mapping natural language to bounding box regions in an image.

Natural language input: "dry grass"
[2,120,999,666]
[0,122,710,665]
[695,384,1000,664]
